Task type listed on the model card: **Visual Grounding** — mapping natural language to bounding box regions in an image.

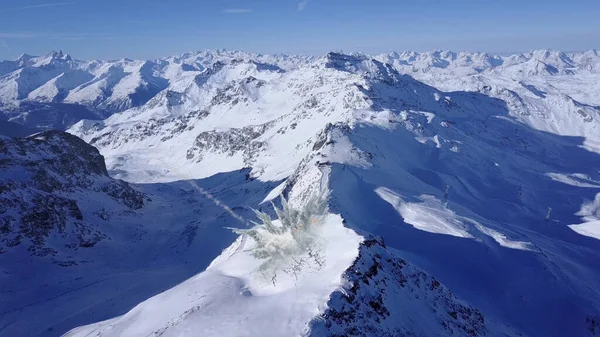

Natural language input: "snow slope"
[65,214,362,337]
[62,52,600,336]
[0,119,40,137]
[308,236,521,337]
[374,49,600,77]
[1,48,599,131]
[2,49,600,337]
[374,50,600,154]
[0,131,284,337]
[0,50,313,130]
[322,99,600,337]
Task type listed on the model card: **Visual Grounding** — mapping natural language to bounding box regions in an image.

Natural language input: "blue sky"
[1,0,599,60]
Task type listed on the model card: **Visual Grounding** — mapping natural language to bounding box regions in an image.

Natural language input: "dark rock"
[308,235,495,337]
[0,131,143,258]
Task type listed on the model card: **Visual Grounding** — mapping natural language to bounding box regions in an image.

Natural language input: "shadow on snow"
[330,75,600,337]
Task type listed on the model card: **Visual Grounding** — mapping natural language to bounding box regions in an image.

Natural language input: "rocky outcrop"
[0,131,146,256]
[308,236,519,337]
[186,122,273,165]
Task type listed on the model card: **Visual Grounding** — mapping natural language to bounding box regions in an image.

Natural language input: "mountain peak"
[31,50,74,67]
[323,52,370,72]
[17,53,34,61]
[387,51,400,58]
[46,50,69,59]
[2,47,600,337]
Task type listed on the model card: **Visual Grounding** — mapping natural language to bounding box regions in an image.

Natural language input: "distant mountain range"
[1,49,598,130]
[1,49,600,337]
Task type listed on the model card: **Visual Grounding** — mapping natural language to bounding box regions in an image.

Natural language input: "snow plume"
[569,193,600,241]
[186,179,251,226]
[229,189,330,284]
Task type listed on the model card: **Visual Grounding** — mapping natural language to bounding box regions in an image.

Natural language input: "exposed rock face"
[0,131,146,256]
[588,316,600,337]
[309,236,517,337]
[59,50,600,337]
[2,49,600,337]
[186,122,272,165]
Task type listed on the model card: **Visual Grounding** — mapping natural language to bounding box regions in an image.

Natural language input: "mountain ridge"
[64,50,600,336]
[1,49,600,337]
[1,49,599,130]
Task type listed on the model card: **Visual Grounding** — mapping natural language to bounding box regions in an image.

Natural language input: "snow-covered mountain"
[1,49,599,131]
[374,49,600,77]
[0,131,283,336]
[0,50,313,130]
[2,49,600,337]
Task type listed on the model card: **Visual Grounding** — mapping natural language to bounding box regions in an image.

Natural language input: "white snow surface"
[2,49,600,337]
[375,188,534,250]
[569,193,600,240]
[376,189,474,238]
[1,48,600,132]
[63,50,600,337]
[64,215,362,337]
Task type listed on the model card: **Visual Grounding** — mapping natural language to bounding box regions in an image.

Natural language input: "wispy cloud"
[297,0,308,11]
[0,31,114,40]
[0,32,42,39]
[222,8,253,14]
[0,1,76,13]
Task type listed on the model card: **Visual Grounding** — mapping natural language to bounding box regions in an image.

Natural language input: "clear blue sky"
[1,0,599,60]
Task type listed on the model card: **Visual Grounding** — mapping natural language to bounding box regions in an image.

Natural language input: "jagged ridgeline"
[2,49,599,131]
[1,49,600,337]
